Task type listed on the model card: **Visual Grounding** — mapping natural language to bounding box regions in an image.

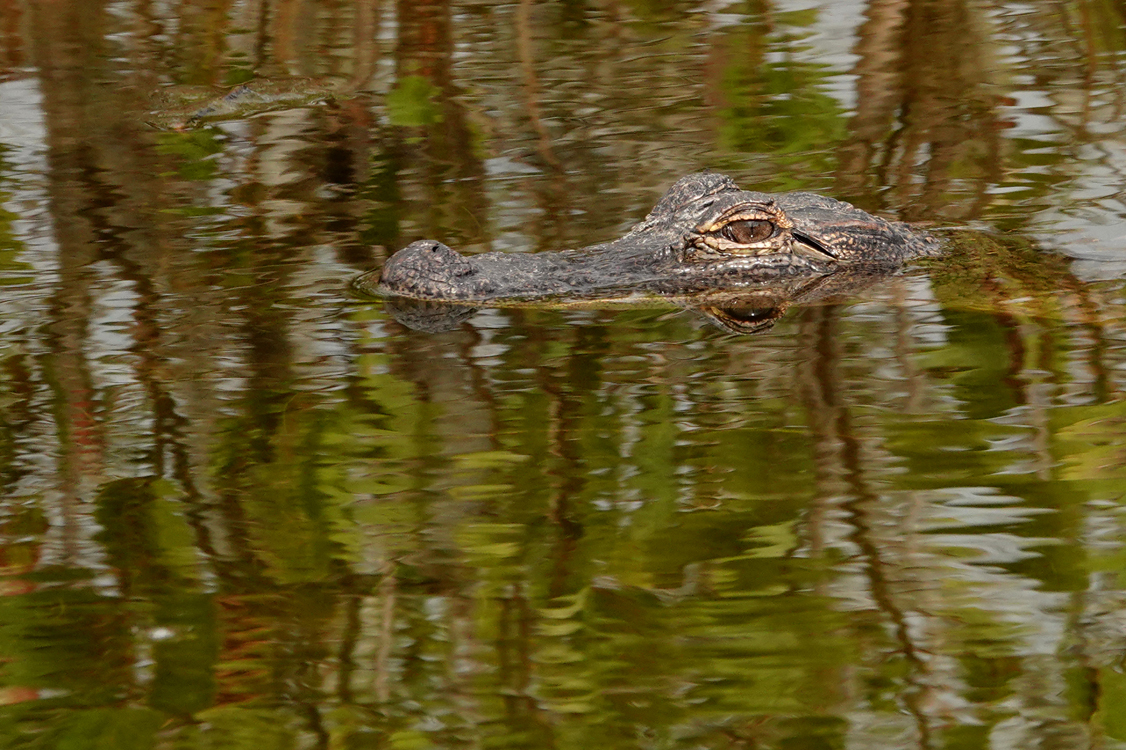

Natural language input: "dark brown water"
[1,2,1126,748]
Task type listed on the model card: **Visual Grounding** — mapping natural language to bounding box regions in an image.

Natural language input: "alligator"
[355,172,942,332]
[147,77,346,131]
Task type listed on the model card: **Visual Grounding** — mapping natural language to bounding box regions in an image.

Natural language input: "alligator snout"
[383,240,476,282]
[357,239,479,299]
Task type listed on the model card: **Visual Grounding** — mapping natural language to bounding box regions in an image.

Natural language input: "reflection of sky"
[707,0,863,110]
[779,0,864,110]
[0,77,59,299]
[991,15,1126,274]
[777,0,1126,273]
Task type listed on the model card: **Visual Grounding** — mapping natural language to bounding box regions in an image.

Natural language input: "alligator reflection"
[380,262,909,335]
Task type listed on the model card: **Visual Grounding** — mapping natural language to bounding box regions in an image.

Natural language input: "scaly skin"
[356,173,940,302]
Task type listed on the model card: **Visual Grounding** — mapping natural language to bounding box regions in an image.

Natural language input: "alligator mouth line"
[792,230,837,261]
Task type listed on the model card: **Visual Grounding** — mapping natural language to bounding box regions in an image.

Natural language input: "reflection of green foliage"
[920,232,1080,419]
[9,285,1126,746]
[359,148,402,250]
[1101,668,1126,741]
[773,8,819,27]
[1055,406,1126,480]
[387,75,444,128]
[154,130,223,182]
[917,308,1021,419]
[924,231,1076,312]
[718,61,845,157]
[94,479,184,592]
[714,23,845,166]
[223,66,256,87]
[148,594,218,716]
[13,708,163,750]
[211,395,352,584]
[0,575,134,708]
[618,0,695,22]
[174,707,295,748]
[1063,0,1126,56]
[0,149,33,286]
[0,204,32,286]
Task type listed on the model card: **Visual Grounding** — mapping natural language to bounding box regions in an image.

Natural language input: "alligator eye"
[719,219,775,244]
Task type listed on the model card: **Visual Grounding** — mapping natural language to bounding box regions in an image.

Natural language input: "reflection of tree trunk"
[796,306,933,749]
[516,0,562,172]
[28,0,123,564]
[351,0,382,90]
[336,588,364,702]
[253,0,271,72]
[177,0,238,84]
[396,0,487,244]
[892,285,926,412]
[103,242,228,583]
[374,570,396,701]
[514,0,573,252]
[496,586,557,747]
[0,354,35,498]
[207,243,297,582]
[28,0,264,588]
[838,0,1003,221]
[272,0,302,71]
[0,0,24,69]
[836,0,907,201]
[309,1,387,268]
[540,331,603,600]
[1073,289,1113,403]
[18,0,199,679]
[1076,0,1096,129]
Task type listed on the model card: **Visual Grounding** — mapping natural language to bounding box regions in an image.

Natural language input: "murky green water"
[2,1,1126,748]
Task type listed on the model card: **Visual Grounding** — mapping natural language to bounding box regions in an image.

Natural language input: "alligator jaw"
[359,239,594,302]
[362,236,687,302]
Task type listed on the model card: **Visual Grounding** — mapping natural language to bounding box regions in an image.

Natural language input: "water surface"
[1,1,1126,748]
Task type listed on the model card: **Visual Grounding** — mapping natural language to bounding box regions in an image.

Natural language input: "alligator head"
[356,172,940,304]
